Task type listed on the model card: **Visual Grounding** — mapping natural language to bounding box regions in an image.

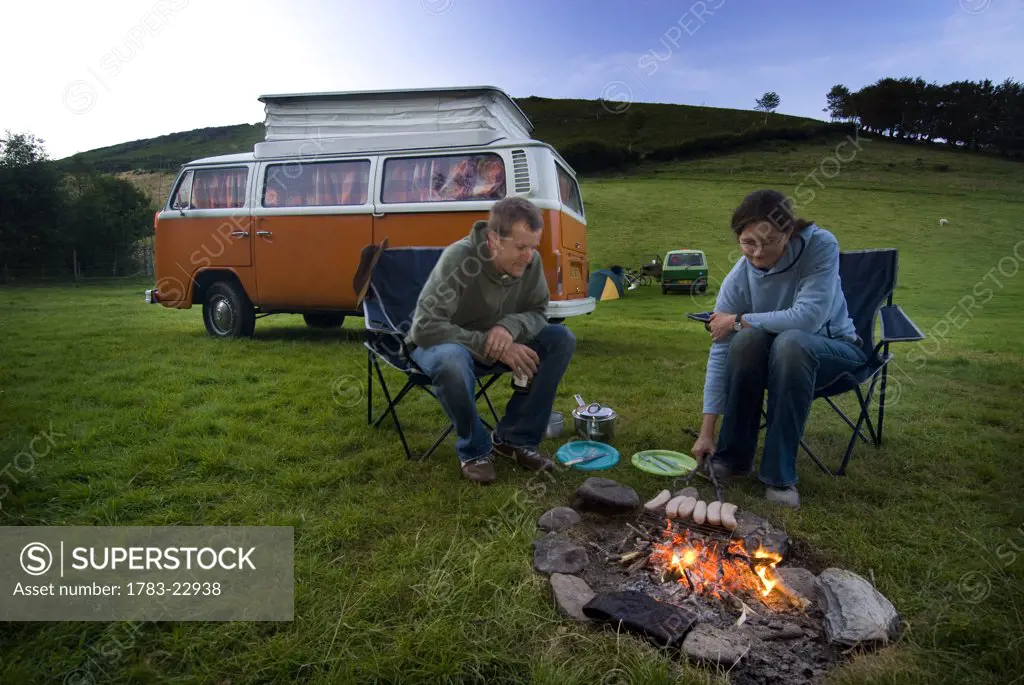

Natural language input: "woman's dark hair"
[730,189,813,236]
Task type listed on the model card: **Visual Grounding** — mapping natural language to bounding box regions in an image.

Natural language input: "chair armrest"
[879,305,925,342]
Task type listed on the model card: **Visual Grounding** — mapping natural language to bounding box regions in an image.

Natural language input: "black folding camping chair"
[362,246,508,461]
[689,248,925,476]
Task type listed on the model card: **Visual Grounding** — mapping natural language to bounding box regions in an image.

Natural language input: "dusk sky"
[5,0,1021,159]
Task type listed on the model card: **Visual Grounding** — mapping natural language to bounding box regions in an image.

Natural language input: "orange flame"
[650,526,783,600]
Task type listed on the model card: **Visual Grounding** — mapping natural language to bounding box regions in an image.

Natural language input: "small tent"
[588,267,625,301]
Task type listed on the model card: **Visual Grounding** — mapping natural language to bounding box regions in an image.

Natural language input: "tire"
[662,287,668,295]
[303,313,346,329]
[548,317,565,324]
[694,278,708,295]
[202,281,255,338]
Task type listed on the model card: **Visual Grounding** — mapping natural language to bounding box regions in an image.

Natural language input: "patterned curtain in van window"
[193,168,247,209]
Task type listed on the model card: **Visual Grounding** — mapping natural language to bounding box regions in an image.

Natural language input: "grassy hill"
[59,96,827,174]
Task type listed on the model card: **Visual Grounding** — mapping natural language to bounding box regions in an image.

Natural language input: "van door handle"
[372,212,385,218]
[231,231,250,238]
[256,231,272,237]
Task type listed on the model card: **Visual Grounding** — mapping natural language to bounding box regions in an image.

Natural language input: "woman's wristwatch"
[733,313,744,332]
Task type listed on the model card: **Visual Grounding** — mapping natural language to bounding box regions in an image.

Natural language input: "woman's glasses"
[739,234,786,253]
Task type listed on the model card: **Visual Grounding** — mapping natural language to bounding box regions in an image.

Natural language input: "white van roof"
[254,86,534,158]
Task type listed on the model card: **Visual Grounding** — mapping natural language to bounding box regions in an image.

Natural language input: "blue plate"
[555,440,620,471]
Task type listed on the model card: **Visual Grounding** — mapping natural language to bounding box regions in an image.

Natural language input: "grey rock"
[673,486,699,500]
[532,533,588,575]
[817,568,901,646]
[572,477,640,515]
[734,512,790,560]
[538,507,581,532]
[683,623,752,667]
[777,567,819,603]
[549,573,595,621]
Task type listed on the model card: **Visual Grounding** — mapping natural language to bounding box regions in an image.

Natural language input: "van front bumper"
[546,297,596,319]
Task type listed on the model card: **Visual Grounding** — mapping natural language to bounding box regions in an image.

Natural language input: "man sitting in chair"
[690,189,866,509]
[406,197,576,484]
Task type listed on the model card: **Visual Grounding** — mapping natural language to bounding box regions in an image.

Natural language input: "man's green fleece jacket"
[406,220,550,361]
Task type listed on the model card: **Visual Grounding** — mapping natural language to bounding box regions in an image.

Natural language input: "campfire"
[650,520,785,602]
[534,477,903,684]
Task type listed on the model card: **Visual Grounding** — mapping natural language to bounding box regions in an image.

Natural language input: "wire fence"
[0,239,155,285]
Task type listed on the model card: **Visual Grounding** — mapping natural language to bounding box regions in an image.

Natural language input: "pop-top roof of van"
[253,86,534,159]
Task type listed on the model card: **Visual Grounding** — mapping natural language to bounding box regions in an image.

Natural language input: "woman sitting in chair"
[690,189,866,509]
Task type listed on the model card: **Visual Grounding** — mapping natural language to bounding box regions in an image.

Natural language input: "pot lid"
[579,402,615,418]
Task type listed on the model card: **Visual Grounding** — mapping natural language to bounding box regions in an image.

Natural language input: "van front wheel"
[203,281,256,338]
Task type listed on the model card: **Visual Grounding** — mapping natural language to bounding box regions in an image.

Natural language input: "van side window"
[556,165,583,217]
[382,153,505,204]
[263,160,370,207]
[190,167,248,209]
[170,170,194,209]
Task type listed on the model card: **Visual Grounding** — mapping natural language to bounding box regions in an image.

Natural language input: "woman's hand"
[707,312,738,343]
[691,433,716,465]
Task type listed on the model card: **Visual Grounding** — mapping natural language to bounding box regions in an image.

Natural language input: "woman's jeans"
[714,327,868,488]
[409,324,576,463]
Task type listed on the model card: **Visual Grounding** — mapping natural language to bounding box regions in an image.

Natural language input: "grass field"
[2,139,1023,684]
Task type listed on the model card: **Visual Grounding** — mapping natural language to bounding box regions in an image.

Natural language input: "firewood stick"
[627,555,650,573]
[626,523,655,542]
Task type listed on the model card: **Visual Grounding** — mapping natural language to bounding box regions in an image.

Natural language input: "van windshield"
[667,253,703,267]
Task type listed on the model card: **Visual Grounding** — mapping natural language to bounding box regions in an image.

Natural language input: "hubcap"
[211,296,234,334]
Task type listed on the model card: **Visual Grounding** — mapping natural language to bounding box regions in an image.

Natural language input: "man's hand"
[500,343,540,379]
[691,433,716,465]
[708,312,738,343]
[484,325,514,362]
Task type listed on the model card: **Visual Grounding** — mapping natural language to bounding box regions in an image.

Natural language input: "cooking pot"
[571,394,618,443]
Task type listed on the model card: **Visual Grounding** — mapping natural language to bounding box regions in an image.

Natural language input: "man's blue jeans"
[409,324,576,463]
[714,327,868,488]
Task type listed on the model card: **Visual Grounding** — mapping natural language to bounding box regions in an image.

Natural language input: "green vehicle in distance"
[661,249,709,295]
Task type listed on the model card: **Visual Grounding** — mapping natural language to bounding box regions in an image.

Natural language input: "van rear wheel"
[203,281,255,338]
[303,313,346,329]
[694,278,708,295]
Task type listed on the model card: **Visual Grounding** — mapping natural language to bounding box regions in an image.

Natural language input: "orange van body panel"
[154,202,588,310]
[252,213,373,310]
[154,213,253,306]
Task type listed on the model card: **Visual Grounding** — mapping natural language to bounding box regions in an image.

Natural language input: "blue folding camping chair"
[361,246,509,461]
[688,248,925,476]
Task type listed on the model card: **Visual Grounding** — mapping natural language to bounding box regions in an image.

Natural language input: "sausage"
[664,496,686,519]
[693,500,708,525]
[720,503,738,531]
[707,501,722,527]
[644,490,671,513]
[676,496,698,520]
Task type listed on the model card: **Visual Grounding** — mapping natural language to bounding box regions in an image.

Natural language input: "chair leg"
[876,356,889,446]
[366,349,373,426]
[369,355,415,460]
[800,438,836,478]
[823,397,873,445]
[837,393,875,476]
[478,376,501,424]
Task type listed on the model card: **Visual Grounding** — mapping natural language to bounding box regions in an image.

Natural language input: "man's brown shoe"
[460,457,497,484]
[492,442,555,471]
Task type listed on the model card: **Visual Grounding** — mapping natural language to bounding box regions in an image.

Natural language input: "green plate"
[631,450,698,476]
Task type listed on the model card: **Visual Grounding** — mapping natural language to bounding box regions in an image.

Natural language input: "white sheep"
[939,218,949,225]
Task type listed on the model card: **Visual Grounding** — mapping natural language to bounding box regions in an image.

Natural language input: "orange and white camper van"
[146,86,595,337]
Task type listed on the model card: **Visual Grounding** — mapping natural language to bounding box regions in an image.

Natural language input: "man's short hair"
[488,197,543,238]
